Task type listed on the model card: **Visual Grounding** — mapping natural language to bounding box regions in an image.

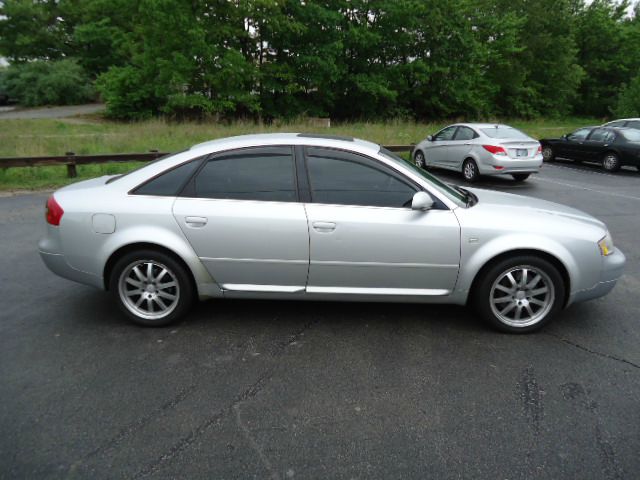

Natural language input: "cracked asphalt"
[1,159,639,479]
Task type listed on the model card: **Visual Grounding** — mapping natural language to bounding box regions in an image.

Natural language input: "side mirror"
[411,192,434,211]
[427,135,434,141]
[562,134,568,140]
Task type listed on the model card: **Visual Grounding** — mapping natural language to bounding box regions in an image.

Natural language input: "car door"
[583,128,613,161]
[445,126,477,169]
[302,146,461,296]
[427,126,458,167]
[172,146,310,293]
[562,128,592,159]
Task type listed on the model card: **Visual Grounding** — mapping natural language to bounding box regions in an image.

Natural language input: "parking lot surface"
[1,160,639,479]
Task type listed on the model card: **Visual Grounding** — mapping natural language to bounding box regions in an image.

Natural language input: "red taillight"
[537,145,542,154]
[45,195,64,226]
[482,145,507,156]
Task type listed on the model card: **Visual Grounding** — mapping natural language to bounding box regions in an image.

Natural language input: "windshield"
[480,126,530,140]
[379,148,468,207]
[622,129,640,142]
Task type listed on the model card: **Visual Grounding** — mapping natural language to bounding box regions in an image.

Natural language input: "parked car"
[603,118,640,130]
[412,123,543,183]
[39,133,625,333]
[540,126,640,172]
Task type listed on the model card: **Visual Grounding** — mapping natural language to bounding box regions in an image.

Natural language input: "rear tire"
[542,146,555,162]
[109,249,194,327]
[471,255,565,333]
[602,152,621,172]
[462,159,480,182]
[512,173,530,182]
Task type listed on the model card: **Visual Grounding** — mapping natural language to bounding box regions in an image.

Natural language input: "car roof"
[605,118,640,122]
[190,133,381,155]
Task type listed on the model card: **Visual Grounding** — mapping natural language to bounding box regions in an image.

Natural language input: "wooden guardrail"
[0,144,414,178]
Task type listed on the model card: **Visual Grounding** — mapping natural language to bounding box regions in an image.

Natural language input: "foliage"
[1,60,95,107]
[614,73,640,117]
[0,0,638,120]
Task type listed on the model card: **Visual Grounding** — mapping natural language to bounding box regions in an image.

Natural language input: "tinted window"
[627,121,640,130]
[194,147,296,202]
[621,129,640,142]
[567,128,591,141]
[434,126,457,141]
[306,148,417,208]
[454,126,477,141]
[134,159,201,196]
[480,126,529,139]
[588,128,610,142]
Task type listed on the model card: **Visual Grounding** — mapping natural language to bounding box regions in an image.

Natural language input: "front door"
[302,147,461,296]
[427,126,458,166]
[446,126,477,169]
[173,146,309,292]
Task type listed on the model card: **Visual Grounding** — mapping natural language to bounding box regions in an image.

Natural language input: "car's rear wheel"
[110,249,194,327]
[472,255,565,333]
[512,173,530,182]
[462,159,480,182]
[542,146,555,162]
[414,150,426,168]
[602,152,621,172]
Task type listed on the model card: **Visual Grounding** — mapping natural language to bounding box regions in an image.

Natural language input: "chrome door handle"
[185,216,207,227]
[312,221,336,232]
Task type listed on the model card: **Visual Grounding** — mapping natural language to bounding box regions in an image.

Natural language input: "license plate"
[516,149,528,157]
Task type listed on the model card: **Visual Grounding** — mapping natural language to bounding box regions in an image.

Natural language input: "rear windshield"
[480,126,529,140]
[621,129,640,142]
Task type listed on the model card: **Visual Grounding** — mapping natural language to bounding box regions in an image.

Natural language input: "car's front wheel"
[414,150,426,168]
[110,249,194,327]
[542,146,555,162]
[472,255,565,333]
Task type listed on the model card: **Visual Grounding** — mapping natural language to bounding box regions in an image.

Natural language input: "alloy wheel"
[118,260,180,320]
[542,147,553,161]
[489,265,555,328]
[415,151,425,168]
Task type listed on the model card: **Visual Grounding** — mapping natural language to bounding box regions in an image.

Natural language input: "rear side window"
[305,147,417,208]
[193,146,296,202]
[454,126,477,141]
[622,129,640,142]
[133,159,201,196]
[628,121,640,129]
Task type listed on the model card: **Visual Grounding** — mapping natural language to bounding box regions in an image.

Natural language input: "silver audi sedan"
[413,123,543,182]
[39,133,625,333]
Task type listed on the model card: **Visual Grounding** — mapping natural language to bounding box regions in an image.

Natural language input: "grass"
[0,116,600,190]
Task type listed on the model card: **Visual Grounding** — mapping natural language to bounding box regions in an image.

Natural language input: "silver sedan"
[39,133,624,332]
[413,123,544,182]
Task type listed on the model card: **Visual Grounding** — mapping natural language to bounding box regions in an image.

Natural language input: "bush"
[614,74,640,118]
[2,59,95,107]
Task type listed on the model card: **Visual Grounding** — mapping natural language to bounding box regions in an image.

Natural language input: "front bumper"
[570,248,626,304]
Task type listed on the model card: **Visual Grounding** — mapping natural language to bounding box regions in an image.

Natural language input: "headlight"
[598,232,614,256]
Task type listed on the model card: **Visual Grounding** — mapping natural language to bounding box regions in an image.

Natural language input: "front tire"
[602,152,621,172]
[414,150,426,168]
[462,159,480,182]
[542,146,555,162]
[110,249,194,327]
[472,255,565,333]
[512,173,530,182]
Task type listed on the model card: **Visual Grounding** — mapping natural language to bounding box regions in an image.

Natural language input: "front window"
[567,128,591,141]
[379,148,468,207]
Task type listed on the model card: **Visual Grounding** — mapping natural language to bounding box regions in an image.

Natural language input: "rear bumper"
[39,236,104,289]
[569,248,626,305]
[478,154,543,175]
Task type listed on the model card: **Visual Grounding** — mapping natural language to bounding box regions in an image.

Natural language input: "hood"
[465,187,606,230]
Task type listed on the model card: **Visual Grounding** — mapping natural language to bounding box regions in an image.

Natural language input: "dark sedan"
[540,126,640,172]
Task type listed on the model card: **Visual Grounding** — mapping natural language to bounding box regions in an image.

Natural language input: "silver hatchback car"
[39,133,624,333]
[413,123,543,182]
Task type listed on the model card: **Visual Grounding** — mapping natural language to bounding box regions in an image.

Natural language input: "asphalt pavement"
[1,160,639,479]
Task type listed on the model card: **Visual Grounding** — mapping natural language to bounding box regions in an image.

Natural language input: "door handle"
[185,216,207,227]
[312,221,336,232]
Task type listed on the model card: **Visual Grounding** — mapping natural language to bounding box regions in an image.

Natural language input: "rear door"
[172,146,310,293]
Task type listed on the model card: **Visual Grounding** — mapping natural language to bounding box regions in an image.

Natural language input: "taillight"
[482,145,507,156]
[537,145,542,154]
[45,195,64,226]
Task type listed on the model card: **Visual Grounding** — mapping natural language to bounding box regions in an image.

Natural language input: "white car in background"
[413,123,543,182]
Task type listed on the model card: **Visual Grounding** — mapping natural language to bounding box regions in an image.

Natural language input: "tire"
[462,159,480,182]
[512,173,530,182]
[542,146,555,162]
[471,255,565,333]
[109,249,194,327]
[602,152,621,172]
[414,150,426,168]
